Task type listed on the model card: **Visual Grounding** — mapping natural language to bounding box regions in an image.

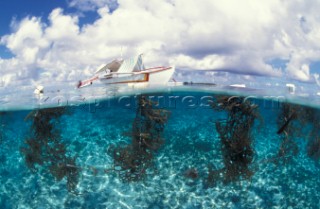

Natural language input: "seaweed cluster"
[209,96,259,184]
[183,168,199,179]
[20,107,79,192]
[110,95,170,181]
[275,103,299,164]
[307,137,320,161]
[276,103,320,163]
[301,106,320,162]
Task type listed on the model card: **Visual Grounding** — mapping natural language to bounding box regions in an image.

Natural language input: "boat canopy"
[133,54,145,72]
[118,54,145,74]
[95,54,145,75]
[95,59,123,74]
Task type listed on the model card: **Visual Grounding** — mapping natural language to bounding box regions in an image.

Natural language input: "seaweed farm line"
[0,91,319,209]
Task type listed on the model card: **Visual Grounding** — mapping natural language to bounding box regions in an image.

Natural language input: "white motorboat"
[77,54,174,88]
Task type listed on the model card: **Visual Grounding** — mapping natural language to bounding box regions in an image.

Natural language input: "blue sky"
[0,0,320,87]
[0,0,106,40]
[0,0,65,35]
[0,0,68,58]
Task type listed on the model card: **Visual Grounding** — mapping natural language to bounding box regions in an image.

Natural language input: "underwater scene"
[0,86,319,209]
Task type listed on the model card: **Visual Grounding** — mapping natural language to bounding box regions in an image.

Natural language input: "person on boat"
[77,80,83,88]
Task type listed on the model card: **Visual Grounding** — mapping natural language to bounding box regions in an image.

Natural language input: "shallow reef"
[0,92,319,208]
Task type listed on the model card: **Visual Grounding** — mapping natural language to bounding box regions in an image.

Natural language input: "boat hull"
[148,66,175,85]
[99,66,174,86]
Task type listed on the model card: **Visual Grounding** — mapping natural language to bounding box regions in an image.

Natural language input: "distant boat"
[182,82,216,86]
[229,84,246,88]
[77,54,174,88]
[286,83,296,94]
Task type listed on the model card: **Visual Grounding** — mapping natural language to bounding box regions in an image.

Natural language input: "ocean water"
[0,84,319,209]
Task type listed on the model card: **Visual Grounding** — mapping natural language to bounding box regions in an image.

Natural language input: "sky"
[0,0,320,87]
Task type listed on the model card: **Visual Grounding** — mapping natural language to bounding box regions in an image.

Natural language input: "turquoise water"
[0,85,319,209]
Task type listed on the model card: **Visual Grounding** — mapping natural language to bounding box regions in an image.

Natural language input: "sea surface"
[0,83,319,209]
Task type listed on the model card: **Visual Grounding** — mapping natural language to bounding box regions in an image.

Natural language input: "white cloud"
[1,0,320,87]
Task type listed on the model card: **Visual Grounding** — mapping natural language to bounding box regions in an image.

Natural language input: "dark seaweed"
[307,137,320,161]
[21,107,79,192]
[208,96,259,185]
[277,113,296,135]
[275,103,320,163]
[302,106,320,162]
[110,95,170,182]
[274,103,302,164]
[206,165,224,187]
[184,168,199,179]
